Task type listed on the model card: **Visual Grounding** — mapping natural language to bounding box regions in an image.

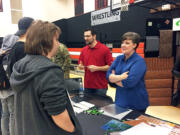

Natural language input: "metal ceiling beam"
[131,0,162,11]
[135,4,159,11]
[130,0,180,13]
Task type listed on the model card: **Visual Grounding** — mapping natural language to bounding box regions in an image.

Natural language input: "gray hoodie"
[0,34,19,99]
[10,55,82,135]
[1,34,19,51]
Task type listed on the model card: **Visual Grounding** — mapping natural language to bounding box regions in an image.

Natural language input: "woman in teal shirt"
[106,32,149,112]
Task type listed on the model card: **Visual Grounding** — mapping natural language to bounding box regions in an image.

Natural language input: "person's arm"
[109,70,128,87]
[106,56,129,87]
[78,49,85,70]
[121,59,146,88]
[8,44,26,77]
[87,65,109,72]
[15,44,26,61]
[115,81,123,87]
[88,47,113,72]
[107,57,127,83]
[78,60,85,70]
[109,71,129,83]
[62,46,71,71]
[0,49,10,56]
[58,45,71,71]
[106,57,119,88]
[39,68,75,132]
[106,57,118,81]
[51,109,74,132]
[7,46,17,76]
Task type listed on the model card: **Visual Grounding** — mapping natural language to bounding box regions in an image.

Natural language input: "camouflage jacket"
[52,44,71,79]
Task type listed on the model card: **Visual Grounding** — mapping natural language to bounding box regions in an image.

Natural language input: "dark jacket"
[0,53,10,90]
[0,54,6,79]
[0,34,18,96]
[10,55,82,135]
[173,56,180,78]
[7,41,25,77]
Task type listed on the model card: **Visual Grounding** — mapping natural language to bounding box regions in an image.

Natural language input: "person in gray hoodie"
[0,34,19,135]
[1,35,19,51]
[10,20,82,135]
[0,17,33,135]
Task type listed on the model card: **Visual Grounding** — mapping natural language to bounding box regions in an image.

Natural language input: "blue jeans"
[1,95,14,135]
[84,88,107,96]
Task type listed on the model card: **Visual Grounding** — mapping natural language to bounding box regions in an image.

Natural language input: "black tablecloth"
[77,112,112,135]
[76,110,142,135]
[72,94,142,135]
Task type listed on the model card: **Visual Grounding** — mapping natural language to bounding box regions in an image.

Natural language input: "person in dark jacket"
[172,55,180,106]
[10,20,82,135]
[7,17,34,77]
[0,49,11,135]
[0,34,19,135]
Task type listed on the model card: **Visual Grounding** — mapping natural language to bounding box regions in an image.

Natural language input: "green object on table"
[84,107,104,115]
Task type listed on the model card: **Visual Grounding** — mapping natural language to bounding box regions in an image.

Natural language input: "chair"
[64,77,82,94]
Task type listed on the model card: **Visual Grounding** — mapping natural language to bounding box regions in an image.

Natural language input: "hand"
[78,64,84,70]
[109,70,120,83]
[109,71,128,83]
[120,71,129,80]
[0,49,9,56]
[87,65,98,72]
[115,81,123,87]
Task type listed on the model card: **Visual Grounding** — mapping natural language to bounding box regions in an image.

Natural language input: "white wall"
[0,0,75,37]
[84,0,95,13]
[0,0,18,37]
[108,0,111,6]
[22,0,74,22]
[67,0,75,19]
[84,0,110,14]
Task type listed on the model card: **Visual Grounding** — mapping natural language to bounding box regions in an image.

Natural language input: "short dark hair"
[121,32,141,49]
[84,27,96,35]
[25,20,61,56]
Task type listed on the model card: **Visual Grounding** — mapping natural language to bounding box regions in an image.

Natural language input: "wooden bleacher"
[145,57,174,105]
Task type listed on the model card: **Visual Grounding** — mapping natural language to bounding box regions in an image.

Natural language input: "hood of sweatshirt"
[2,34,19,51]
[10,54,61,93]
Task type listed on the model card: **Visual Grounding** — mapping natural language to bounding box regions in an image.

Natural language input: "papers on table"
[120,122,171,135]
[100,104,132,120]
[72,101,95,113]
[80,101,95,108]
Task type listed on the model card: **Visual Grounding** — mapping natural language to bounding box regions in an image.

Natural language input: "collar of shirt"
[87,41,101,49]
[122,52,137,62]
